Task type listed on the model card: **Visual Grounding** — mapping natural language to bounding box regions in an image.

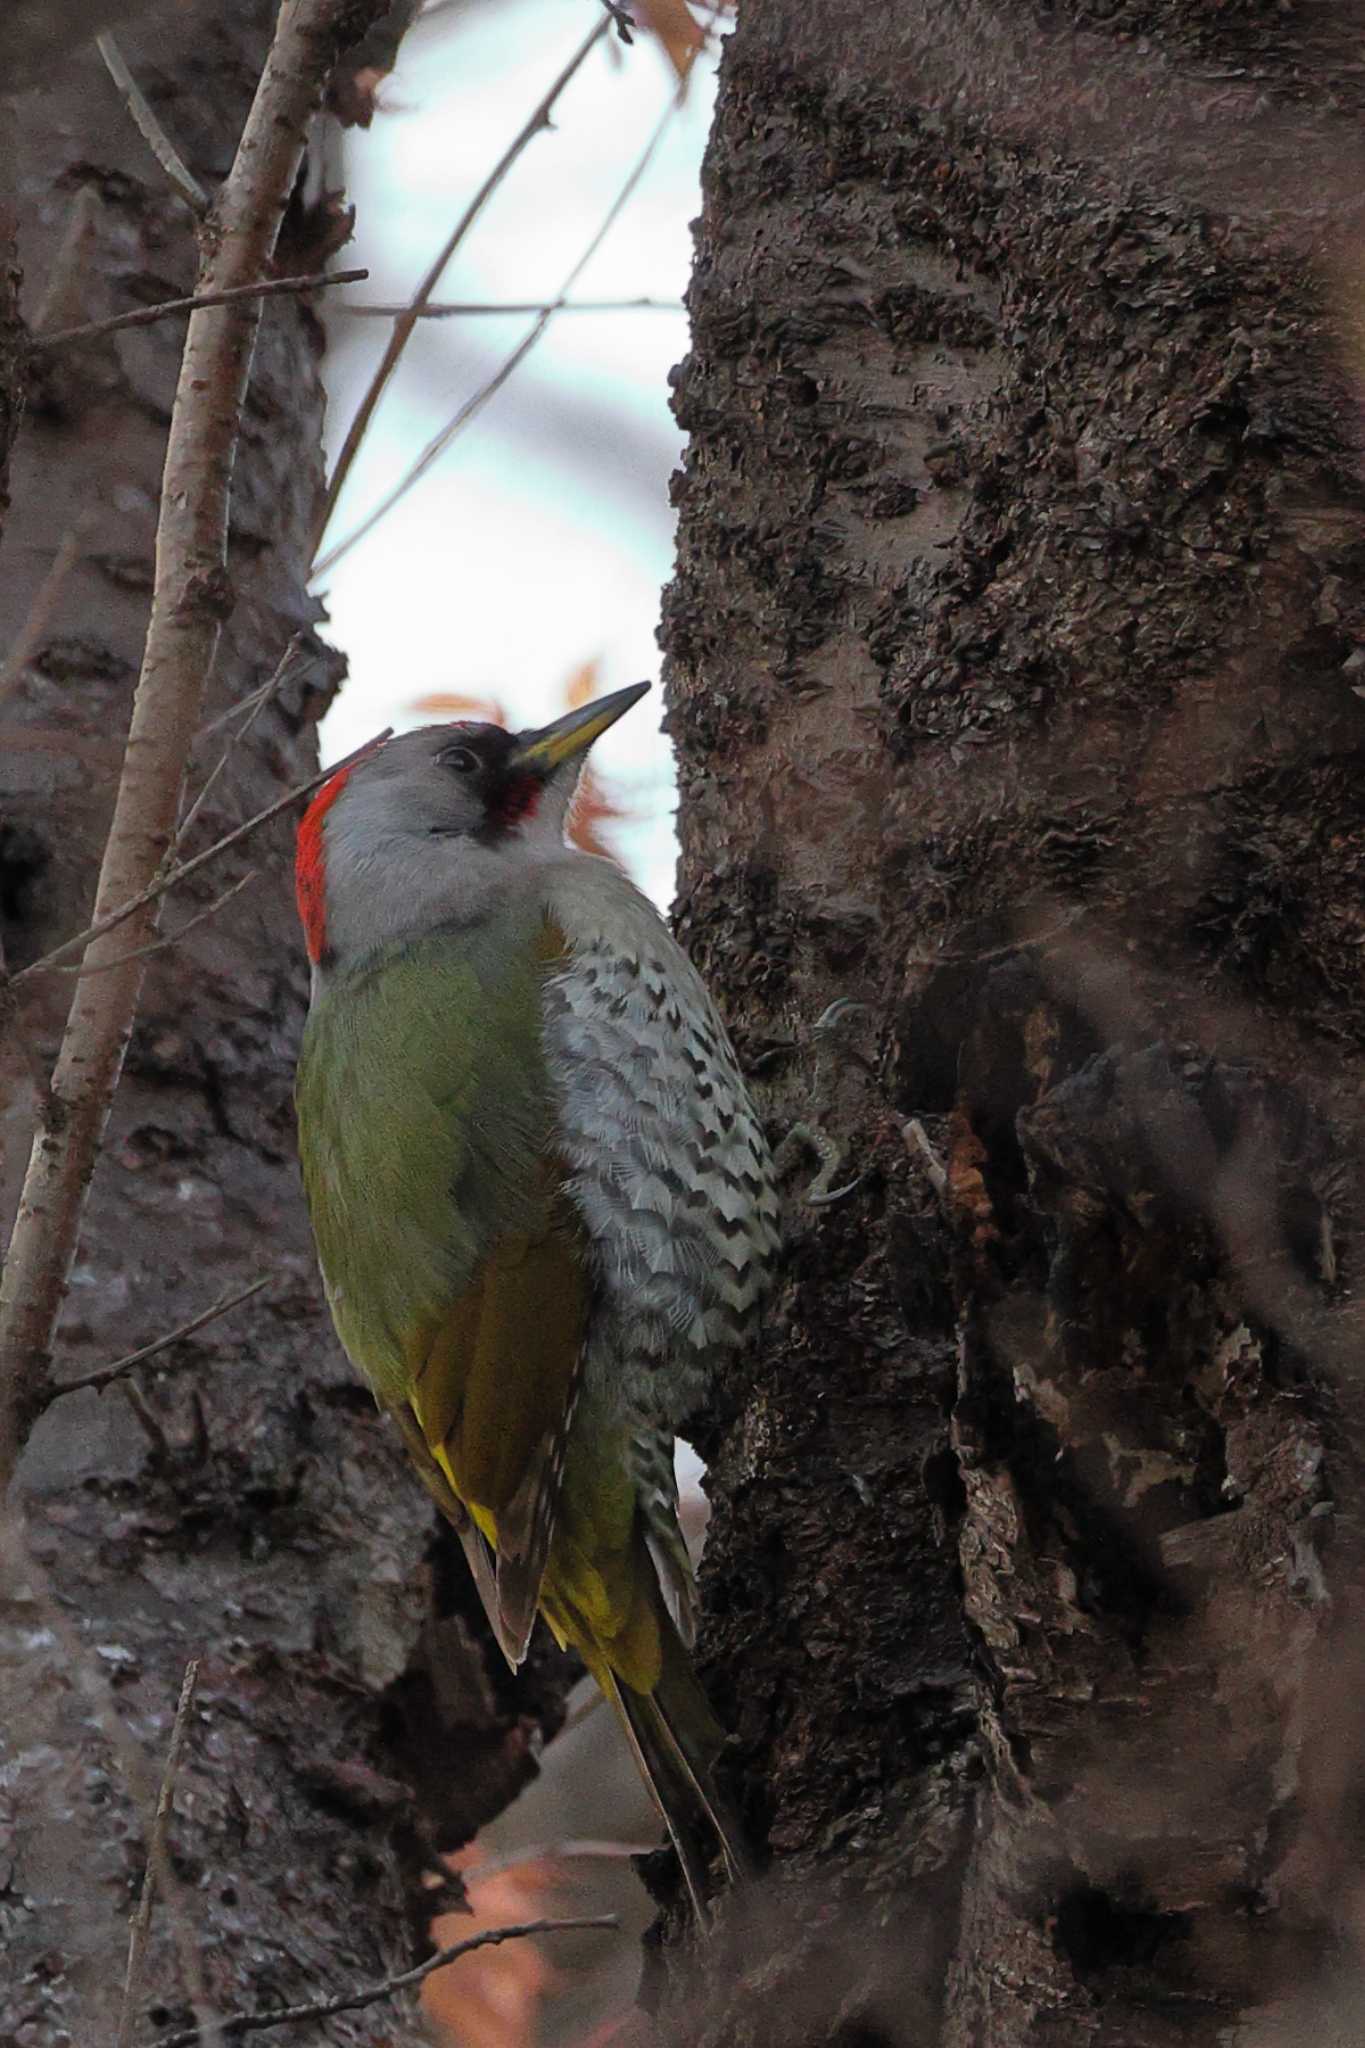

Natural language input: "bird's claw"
[772,1120,866,1207]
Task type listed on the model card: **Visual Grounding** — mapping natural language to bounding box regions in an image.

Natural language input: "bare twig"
[314,330,543,577]
[0,522,91,711]
[599,0,637,41]
[118,1660,202,2048]
[51,1277,269,1402]
[340,294,682,318]
[314,13,609,556]
[200,667,303,737]
[96,30,208,215]
[8,730,390,989]
[121,1378,172,1460]
[34,269,368,352]
[177,634,308,849]
[30,185,103,339]
[55,870,259,978]
[561,1684,609,1735]
[903,1117,948,1199]
[315,85,682,576]
[0,0,394,1495]
[146,1915,620,2048]
[468,1838,655,1883]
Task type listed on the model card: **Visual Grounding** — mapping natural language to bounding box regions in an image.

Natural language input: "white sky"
[317,0,723,907]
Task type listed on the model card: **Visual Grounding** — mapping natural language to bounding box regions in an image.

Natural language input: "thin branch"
[561,1684,609,1735]
[146,1916,620,2048]
[118,1660,202,2048]
[314,86,682,577]
[0,0,395,1495]
[34,269,369,352]
[52,1276,269,1400]
[96,30,209,215]
[121,1378,172,1460]
[0,522,90,711]
[30,185,104,339]
[313,13,609,557]
[468,1838,655,1883]
[339,294,682,318]
[599,0,637,41]
[7,730,390,989]
[903,1117,948,1199]
[54,870,259,978]
[200,667,302,737]
[176,634,307,849]
[314,330,543,578]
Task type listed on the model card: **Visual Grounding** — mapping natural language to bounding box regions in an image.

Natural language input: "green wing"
[296,921,589,1662]
[297,925,547,1396]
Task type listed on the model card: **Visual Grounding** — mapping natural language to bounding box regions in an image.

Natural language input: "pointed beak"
[508,680,651,778]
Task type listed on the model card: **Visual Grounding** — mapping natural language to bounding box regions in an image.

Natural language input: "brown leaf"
[409,665,636,864]
[423,1846,559,2048]
[326,62,389,129]
[412,690,508,726]
[633,0,704,80]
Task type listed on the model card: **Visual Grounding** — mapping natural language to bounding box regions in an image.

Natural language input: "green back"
[295,914,553,1405]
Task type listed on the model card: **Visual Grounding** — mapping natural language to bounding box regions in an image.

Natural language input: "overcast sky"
[317,0,723,907]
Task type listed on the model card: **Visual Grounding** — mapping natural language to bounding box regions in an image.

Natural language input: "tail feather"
[597,1621,749,1919]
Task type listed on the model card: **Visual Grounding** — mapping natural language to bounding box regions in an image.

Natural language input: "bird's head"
[295,680,649,971]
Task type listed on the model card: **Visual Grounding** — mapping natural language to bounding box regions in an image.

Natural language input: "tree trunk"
[0,11,567,2042]
[665,3,1365,2042]
[0,210,19,547]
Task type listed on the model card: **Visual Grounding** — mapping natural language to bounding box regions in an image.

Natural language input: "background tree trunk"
[665,2,1365,2042]
[0,10,568,2041]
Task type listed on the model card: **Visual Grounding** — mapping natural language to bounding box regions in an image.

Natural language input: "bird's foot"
[772,1120,865,1207]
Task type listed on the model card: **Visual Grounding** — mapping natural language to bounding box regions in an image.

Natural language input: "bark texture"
[663,2,1365,2041]
[1,1,153,91]
[0,210,20,547]
[0,11,567,2043]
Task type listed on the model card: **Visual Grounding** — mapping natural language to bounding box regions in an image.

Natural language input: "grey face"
[314,720,587,971]
[312,684,653,972]
[346,722,540,844]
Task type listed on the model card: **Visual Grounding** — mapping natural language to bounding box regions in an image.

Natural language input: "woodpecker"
[293,682,780,1912]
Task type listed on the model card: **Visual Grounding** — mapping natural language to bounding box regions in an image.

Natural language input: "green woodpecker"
[293,682,779,1912]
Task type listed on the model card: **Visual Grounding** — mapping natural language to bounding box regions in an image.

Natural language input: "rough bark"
[664,2,1365,2042]
[0,211,19,553]
[1,1,153,91]
[0,0,422,96]
[0,10,568,2043]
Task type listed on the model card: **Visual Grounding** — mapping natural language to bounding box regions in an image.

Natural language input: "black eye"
[440,746,480,775]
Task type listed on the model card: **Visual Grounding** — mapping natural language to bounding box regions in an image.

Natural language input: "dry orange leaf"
[423,1845,559,2048]
[633,0,705,80]
[412,690,506,725]
[564,660,600,711]
[558,660,633,861]
[410,664,635,864]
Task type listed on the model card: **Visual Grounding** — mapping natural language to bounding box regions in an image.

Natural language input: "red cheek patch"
[497,773,542,829]
[296,765,353,964]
